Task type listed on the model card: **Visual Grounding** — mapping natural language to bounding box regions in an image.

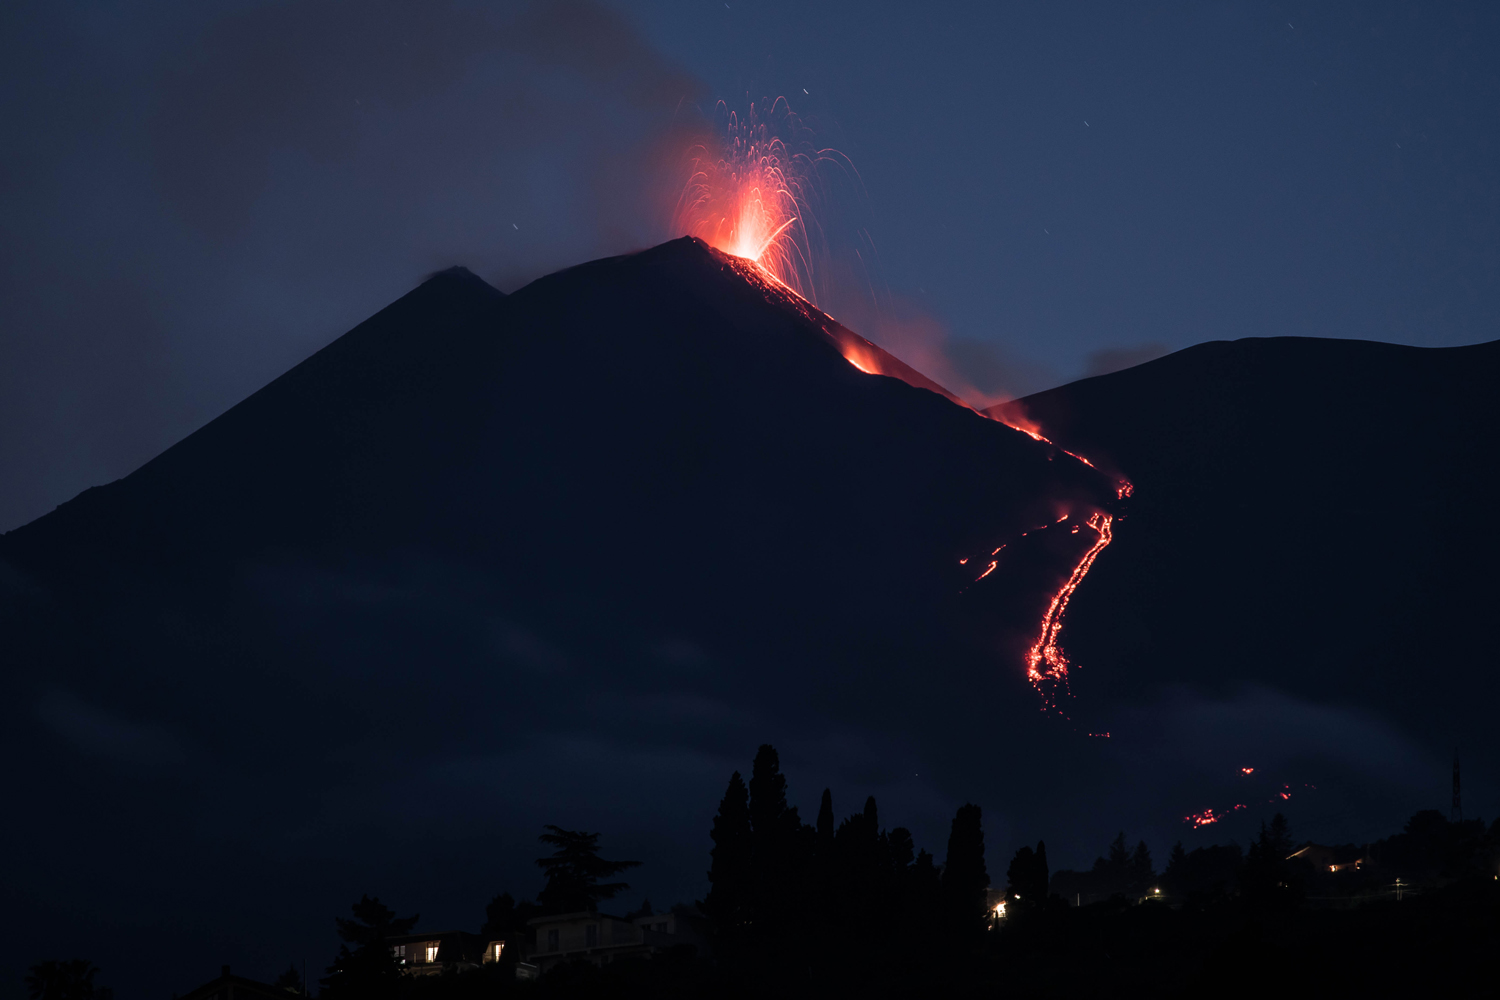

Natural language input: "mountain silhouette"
[992,335,1500,782]
[0,238,1116,995]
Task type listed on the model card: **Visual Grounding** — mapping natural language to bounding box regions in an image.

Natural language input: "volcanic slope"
[991,336,1500,780]
[0,238,1114,994]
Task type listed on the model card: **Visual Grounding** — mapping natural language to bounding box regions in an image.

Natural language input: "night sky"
[4,1,1499,534]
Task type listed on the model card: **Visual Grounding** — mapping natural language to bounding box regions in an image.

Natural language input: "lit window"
[425,945,439,963]
[489,942,504,962]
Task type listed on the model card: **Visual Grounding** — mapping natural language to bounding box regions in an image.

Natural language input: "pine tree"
[1005,840,1049,912]
[746,745,805,925]
[321,896,417,999]
[1035,839,1050,900]
[748,745,800,841]
[888,827,916,869]
[705,771,753,935]
[272,964,303,995]
[1130,840,1155,895]
[1163,842,1188,896]
[535,827,640,913]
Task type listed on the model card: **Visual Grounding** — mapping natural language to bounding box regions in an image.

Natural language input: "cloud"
[36,691,190,767]
[152,0,703,237]
[1117,684,1446,794]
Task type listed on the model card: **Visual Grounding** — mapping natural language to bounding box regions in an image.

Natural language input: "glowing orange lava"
[1025,511,1114,710]
[675,99,820,298]
[1184,804,1247,829]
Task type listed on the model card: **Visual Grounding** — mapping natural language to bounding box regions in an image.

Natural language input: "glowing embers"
[1025,512,1114,712]
[675,98,828,298]
[1184,804,1247,829]
[1180,768,1319,827]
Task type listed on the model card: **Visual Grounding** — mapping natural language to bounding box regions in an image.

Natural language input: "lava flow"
[677,99,1129,716]
[1025,511,1114,710]
[976,406,1133,712]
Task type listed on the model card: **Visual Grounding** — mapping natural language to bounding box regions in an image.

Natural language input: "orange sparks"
[675,99,830,299]
[1241,767,1254,775]
[1025,511,1115,710]
[974,560,998,582]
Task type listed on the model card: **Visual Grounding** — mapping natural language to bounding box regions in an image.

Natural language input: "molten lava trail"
[1025,511,1114,712]
[673,97,1128,716]
[968,411,1131,715]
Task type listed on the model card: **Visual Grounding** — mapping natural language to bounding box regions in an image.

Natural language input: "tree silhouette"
[1130,840,1155,896]
[1242,813,1303,914]
[942,803,990,943]
[1005,840,1049,915]
[745,745,807,931]
[271,964,303,995]
[321,895,417,1000]
[535,826,640,913]
[816,787,835,841]
[704,771,753,936]
[25,961,99,1000]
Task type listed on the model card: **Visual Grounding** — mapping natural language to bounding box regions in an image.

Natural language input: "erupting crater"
[677,100,1129,716]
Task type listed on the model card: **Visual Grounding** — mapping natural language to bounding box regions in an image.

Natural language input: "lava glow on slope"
[677,101,1130,716]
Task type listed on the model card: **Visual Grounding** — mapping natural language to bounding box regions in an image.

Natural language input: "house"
[176,966,292,1000]
[387,930,486,976]
[526,909,689,973]
[1287,842,1367,873]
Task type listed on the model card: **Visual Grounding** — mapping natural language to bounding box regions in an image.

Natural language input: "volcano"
[992,336,1500,827]
[1,238,1116,993]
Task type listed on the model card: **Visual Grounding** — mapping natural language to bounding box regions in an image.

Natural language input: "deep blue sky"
[2,1,1497,533]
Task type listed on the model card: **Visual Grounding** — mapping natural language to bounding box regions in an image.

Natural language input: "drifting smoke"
[0,0,708,532]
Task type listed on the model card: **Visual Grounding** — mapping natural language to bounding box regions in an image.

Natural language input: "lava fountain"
[674,98,834,301]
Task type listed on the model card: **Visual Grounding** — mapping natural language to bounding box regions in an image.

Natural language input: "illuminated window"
[425,944,439,964]
[489,942,504,962]
[391,945,406,962]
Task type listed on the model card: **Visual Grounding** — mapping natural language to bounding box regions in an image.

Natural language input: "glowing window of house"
[489,942,504,962]
[391,945,406,961]
[425,944,439,963]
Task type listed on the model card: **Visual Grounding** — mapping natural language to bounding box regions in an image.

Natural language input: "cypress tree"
[705,771,753,936]
[746,745,804,932]
[816,788,834,841]
[942,803,990,943]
